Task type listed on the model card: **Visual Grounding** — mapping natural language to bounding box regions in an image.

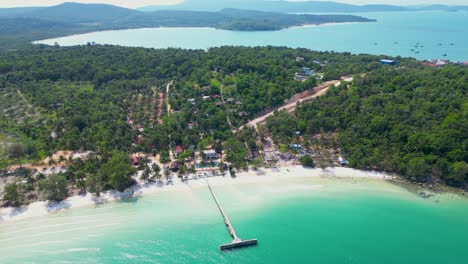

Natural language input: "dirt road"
[241,76,353,130]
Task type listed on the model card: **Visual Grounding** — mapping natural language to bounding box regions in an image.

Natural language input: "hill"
[139,0,404,12]
[140,0,468,13]
[26,2,141,23]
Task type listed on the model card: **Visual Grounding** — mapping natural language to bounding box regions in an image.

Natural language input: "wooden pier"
[207,182,258,250]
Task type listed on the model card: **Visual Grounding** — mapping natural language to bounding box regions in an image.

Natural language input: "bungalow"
[175,145,184,157]
[135,125,144,132]
[296,56,305,62]
[170,161,179,171]
[435,59,449,66]
[289,144,302,150]
[294,73,308,81]
[203,150,218,160]
[380,59,399,66]
[202,95,211,100]
[132,156,141,166]
[423,59,449,67]
[236,100,243,105]
[188,98,195,104]
[301,67,315,76]
[338,156,349,166]
[226,97,234,104]
[215,101,223,107]
[264,150,278,162]
[239,111,248,117]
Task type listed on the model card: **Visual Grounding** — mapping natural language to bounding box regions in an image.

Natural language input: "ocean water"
[35,11,468,61]
[1,177,467,264]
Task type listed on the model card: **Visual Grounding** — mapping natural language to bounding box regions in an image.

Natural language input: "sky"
[0,0,467,9]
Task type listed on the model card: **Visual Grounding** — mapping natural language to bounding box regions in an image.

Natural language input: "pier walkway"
[206,181,258,250]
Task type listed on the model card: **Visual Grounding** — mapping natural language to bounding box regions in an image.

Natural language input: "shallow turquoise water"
[35,11,468,61]
[1,177,467,263]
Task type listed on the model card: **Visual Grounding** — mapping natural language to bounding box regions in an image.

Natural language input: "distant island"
[0,2,374,50]
[140,0,468,13]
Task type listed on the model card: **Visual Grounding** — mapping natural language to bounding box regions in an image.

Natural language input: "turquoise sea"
[1,177,467,264]
[35,11,468,61]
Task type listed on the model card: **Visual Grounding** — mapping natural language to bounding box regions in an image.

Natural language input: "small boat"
[450,43,454,45]
[415,51,420,54]
[410,49,414,51]
[374,43,378,45]
[442,53,447,56]
[438,43,443,46]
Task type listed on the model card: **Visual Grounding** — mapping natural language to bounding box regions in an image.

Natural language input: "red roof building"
[175,145,184,155]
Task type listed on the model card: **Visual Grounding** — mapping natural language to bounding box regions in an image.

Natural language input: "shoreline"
[0,166,394,223]
[287,22,360,29]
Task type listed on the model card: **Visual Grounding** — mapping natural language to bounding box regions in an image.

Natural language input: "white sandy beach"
[0,166,395,223]
[287,22,359,29]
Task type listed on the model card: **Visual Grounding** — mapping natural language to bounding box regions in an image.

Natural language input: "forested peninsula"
[0,44,467,207]
[0,2,374,50]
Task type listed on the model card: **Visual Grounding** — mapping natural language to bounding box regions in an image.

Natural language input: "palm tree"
[48,158,56,167]
[141,167,151,183]
[151,163,161,177]
[76,177,86,194]
[58,155,66,166]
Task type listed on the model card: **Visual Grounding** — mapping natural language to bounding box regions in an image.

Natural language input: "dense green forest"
[267,66,468,187]
[0,45,386,164]
[0,44,466,205]
[0,3,373,50]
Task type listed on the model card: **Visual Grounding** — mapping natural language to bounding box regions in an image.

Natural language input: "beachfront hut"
[338,156,349,166]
